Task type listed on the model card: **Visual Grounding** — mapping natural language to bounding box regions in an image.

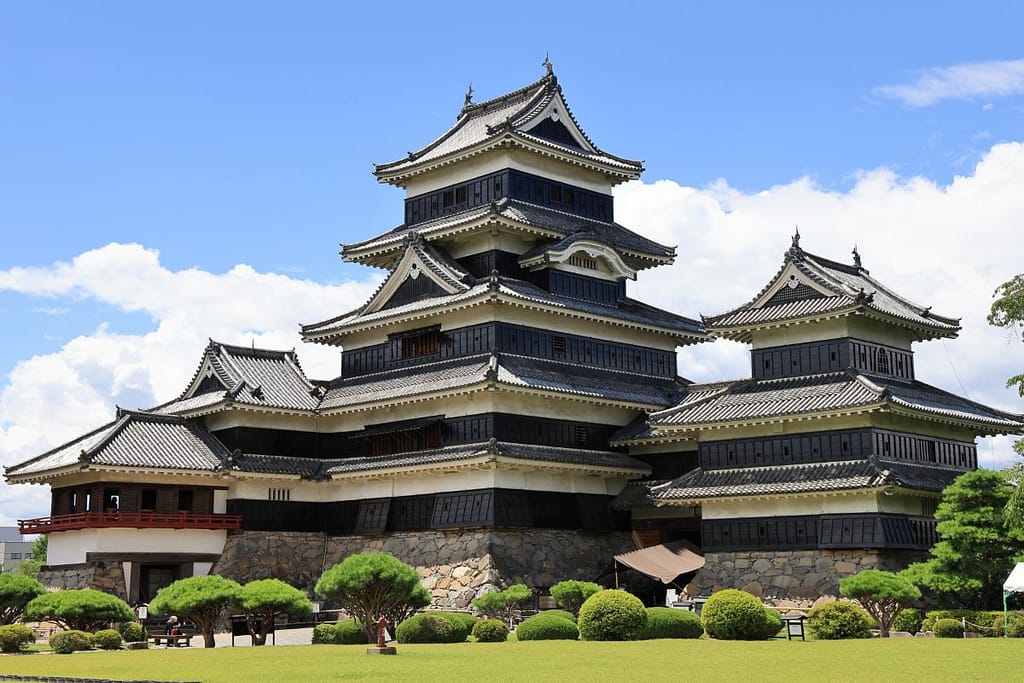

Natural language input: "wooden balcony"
[18,511,242,534]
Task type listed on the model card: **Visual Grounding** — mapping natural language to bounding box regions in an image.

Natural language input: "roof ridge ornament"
[542,53,554,77]
[852,245,862,269]
[464,83,473,107]
[785,226,803,261]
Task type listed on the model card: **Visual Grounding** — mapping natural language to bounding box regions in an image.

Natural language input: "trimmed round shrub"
[933,618,965,638]
[578,589,647,641]
[436,611,477,636]
[893,608,922,634]
[807,602,873,640]
[701,589,774,641]
[92,629,123,650]
[311,623,337,644]
[335,618,370,644]
[49,630,94,654]
[640,607,703,640]
[515,612,579,641]
[0,624,35,653]
[762,609,784,639]
[395,613,465,643]
[119,621,145,642]
[472,618,509,642]
[540,609,577,623]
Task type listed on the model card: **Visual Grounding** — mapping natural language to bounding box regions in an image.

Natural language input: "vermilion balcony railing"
[17,511,242,534]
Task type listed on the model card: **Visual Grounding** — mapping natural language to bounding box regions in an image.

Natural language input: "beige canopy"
[614,541,705,585]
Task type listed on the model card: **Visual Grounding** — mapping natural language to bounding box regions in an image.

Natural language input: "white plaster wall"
[193,561,213,577]
[750,316,915,350]
[48,529,228,566]
[877,494,931,515]
[402,148,613,196]
[700,493,879,519]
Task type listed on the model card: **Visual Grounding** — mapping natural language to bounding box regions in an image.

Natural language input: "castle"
[7,65,1020,607]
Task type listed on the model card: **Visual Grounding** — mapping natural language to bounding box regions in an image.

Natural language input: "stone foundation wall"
[38,561,128,600]
[213,528,634,609]
[691,549,924,599]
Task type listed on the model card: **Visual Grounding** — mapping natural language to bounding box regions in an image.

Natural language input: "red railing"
[18,511,242,534]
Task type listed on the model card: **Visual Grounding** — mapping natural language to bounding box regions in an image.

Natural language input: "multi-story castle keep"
[7,66,1021,607]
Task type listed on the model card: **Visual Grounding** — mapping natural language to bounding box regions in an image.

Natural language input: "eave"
[374,131,642,188]
[303,287,705,348]
[708,305,959,344]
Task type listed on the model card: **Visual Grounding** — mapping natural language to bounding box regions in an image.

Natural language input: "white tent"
[1002,562,1024,636]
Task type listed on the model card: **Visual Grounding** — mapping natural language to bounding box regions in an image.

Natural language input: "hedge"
[515,612,579,641]
[640,607,703,640]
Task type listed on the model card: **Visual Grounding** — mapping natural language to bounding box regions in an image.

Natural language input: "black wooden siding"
[211,413,620,461]
[228,489,626,534]
[456,250,522,279]
[752,338,914,380]
[700,428,975,469]
[403,169,613,226]
[52,484,215,516]
[702,513,938,551]
[342,322,676,379]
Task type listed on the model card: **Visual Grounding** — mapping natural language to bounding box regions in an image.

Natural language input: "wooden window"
[140,489,157,511]
[574,426,589,448]
[442,190,454,208]
[268,488,291,501]
[455,186,467,204]
[552,335,567,355]
[877,349,890,374]
[177,490,194,512]
[401,331,439,359]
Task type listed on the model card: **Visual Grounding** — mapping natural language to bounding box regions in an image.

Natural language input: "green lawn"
[0,639,1018,683]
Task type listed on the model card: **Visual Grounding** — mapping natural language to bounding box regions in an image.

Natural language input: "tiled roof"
[223,441,649,479]
[497,354,684,407]
[643,457,964,503]
[374,71,642,183]
[650,372,879,427]
[644,371,1023,433]
[5,410,229,480]
[706,236,961,342]
[318,352,683,412]
[319,355,492,409]
[301,274,704,343]
[341,198,675,269]
[154,340,322,415]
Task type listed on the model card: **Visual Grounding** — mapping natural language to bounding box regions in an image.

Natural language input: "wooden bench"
[147,630,194,647]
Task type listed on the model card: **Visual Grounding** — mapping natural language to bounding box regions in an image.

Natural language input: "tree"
[471,583,532,627]
[839,570,920,637]
[902,470,1024,610]
[0,574,46,625]
[315,553,430,643]
[149,575,241,648]
[24,589,133,632]
[234,579,312,646]
[548,580,602,615]
[988,273,1024,407]
[16,536,47,579]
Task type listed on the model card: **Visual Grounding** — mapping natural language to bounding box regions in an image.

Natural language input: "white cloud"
[0,246,381,524]
[875,58,1024,107]
[3,145,1024,524]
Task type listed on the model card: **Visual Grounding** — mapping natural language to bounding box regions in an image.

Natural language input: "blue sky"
[2,2,1024,523]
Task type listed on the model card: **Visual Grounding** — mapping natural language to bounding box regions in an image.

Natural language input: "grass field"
[0,638,1018,683]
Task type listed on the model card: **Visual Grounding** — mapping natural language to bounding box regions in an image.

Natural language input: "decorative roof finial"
[852,245,862,269]
[464,83,474,107]
[542,53,553,76]
[785,226,803,260]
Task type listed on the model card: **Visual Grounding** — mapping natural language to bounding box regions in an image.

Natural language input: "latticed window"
[401,331,439,358]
